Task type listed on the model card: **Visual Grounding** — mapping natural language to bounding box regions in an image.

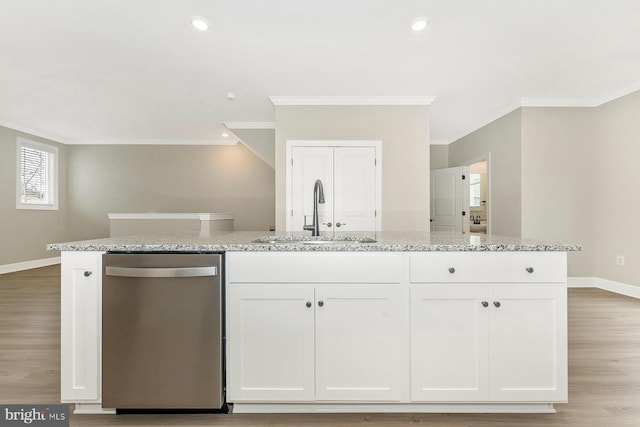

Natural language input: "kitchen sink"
[252,236,377,245]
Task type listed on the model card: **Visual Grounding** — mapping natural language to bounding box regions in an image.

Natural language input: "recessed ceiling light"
[226,92,236,100]
[221,132,229,138]
[191,16,209,31]
[411,18,428,32]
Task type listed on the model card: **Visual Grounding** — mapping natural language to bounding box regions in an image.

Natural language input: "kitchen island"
[48,231,580,415]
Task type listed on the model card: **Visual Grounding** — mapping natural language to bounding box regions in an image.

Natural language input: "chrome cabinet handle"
[322,222,332,227]
[105,266,217,278]
[336,222,345,227]
[494,301,501,308]
[306,301,312,308]
[526,267,534,273]
[318,300,324,307]
[84,271,92,277]
[448,267,456,274]
[481,301,489,308]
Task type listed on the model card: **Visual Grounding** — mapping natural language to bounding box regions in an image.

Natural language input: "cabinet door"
[410,286,489,401]
[291,146,334,233]
[228,286,315,401]
[315,286,402,401]
[333,147,377,232]
[60,251,103,402]
[488,286,567,402]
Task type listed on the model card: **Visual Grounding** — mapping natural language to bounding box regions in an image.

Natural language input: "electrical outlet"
[616,255,625,266]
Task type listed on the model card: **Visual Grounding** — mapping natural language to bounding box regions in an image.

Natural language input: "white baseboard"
[0,257,61,275]
[569,276,640,299]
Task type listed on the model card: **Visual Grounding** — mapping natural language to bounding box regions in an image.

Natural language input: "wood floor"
[2,266,640,426]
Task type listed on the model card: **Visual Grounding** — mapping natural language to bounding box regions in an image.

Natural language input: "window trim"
[16,137,59,211]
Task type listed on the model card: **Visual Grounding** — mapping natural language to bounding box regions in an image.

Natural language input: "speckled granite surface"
[47,231,582,252]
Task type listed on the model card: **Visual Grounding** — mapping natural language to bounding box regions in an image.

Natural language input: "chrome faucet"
[303,179,325,236]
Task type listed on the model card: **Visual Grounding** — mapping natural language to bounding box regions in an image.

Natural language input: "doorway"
[468,158,490,234]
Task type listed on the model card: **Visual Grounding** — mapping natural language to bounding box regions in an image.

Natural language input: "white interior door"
[291,147,334,233]
[430,166,470,232]
[289,142,380,233]
[334,147,376,232]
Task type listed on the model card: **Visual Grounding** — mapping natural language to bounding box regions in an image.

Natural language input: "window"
[16,138,58,210]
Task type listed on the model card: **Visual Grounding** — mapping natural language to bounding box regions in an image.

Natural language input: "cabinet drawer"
[228,252,402,283]
[409,252,566,283]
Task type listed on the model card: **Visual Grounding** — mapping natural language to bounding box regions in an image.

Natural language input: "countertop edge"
[47,243,583,252]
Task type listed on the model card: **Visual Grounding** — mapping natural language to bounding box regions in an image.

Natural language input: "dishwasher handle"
[105,266,217,278]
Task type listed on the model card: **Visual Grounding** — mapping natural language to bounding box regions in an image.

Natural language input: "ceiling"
[1,0,639,146]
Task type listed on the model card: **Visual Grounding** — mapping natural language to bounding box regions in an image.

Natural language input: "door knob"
[306,301,312,308]
[526,267,534,273]
[336,222,345,227]
[493,301,501,308]
[448,267,455,274]
[481,301,489,308]
[322,222,332,227]
[318,300,324,307]
[84,271,92,277]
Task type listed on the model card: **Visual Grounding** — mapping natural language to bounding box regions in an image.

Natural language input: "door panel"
[315,286,402,401]
[489,286,567,402]
[430,166,469,232]
[411,286,489,401]
[228,286,315,401]
[334,147,376,231]
[291,147,334,233]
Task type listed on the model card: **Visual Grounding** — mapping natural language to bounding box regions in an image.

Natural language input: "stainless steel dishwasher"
[102,253,224,411]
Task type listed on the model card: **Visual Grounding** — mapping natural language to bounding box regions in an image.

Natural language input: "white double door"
[289,145,378,233]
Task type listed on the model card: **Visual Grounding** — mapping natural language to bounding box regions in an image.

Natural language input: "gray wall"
[66,143,275,240]
[520,107,597,277]
[593,90,640,286]
[0,126,68,265]
[448,90,640,284]
[448,109,522,237]
[231,129,275,169]
[274,105,431,232]
[429,145,449,170]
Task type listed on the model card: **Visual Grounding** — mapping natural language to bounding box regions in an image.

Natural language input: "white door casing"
[430,166,470,233]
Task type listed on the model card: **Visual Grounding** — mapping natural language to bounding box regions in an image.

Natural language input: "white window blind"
[16,138,58,210]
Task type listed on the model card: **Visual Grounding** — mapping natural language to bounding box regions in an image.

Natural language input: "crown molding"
[223,122,275,129]
[520,97,600,107]
[429,139,451,146]
[65,139,238,145]
[0,119,69,144]
[269,96,436,106]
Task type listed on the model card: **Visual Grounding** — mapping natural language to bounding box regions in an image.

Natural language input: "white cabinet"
[409,252,568,403]
[229,285,402,402]
[227,252,404,402]
[411,286,489,401]
[314,285,402,401]
[60,251,104,402]
[228,286,315,401]
[287,142,380,232]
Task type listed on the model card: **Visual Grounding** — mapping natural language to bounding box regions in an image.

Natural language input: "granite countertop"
[47,231,582,252]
